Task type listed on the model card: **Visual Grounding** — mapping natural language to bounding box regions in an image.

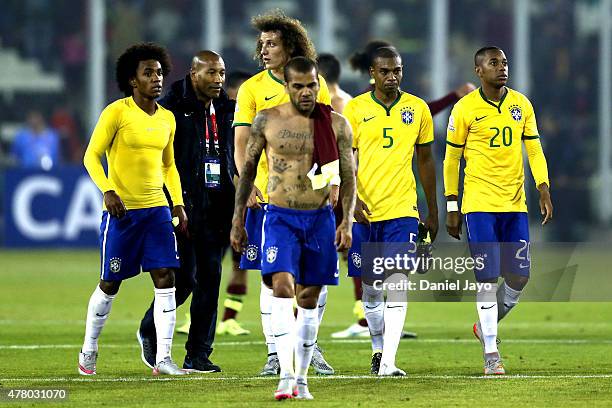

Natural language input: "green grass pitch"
[1,249,612,407]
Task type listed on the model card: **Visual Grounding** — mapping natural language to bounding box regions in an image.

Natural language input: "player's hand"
[454,82,476,98]
[335,220,352,251]
[230,219,248,253]
[354,197,371,225]
[247,186,264,209]
[330,185,340,208]
[104,190,127,218]
[423,213,439,242]
[538,184,553,225]
[446,211,462,240]
[172,205,189,238]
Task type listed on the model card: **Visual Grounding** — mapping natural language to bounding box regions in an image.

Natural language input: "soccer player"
[233,10,335,376]
[343,46,439,375]
[443,46,553,375]
[317,53,352,113]
[79,43,187,376]
[230,57,356,400]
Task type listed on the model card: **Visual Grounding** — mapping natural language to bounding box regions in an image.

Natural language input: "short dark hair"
[474,46,503,66]
[226,70,252,89]
[252,10,317,66]
[317,53,341,84]
[370,46,401,66]
[283,57,318,82]
[116,42,172,96]
[349,40,395,74]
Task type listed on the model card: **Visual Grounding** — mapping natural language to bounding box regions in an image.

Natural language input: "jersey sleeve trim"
[522,135,540,140]
[446,140,465,148]
[233,122,252,127]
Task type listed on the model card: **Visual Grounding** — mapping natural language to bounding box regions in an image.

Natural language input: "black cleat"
[136,329,156,369]
[370,352,382,374]
[183,354,222,373]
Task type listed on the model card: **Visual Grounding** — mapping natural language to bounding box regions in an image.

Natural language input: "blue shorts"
[347,223,370,278]
[261,205,339,286]
[239,206,265,270]
[465,212,530,281]
[347,217,419,278]
[99,206,179,281]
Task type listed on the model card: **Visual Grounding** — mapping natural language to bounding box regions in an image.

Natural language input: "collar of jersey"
[370,90,403,115]
[478,86,508,113]
[267,70,284,85]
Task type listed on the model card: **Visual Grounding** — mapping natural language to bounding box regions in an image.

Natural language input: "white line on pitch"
[2,338,612,350]
[1,374,612,383]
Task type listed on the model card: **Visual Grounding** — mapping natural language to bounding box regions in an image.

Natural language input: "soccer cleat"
[176,312,190,335]
[310,344,334,375]
[401,330,418,339]
[378,362,406,376]
[415,222,434,274]
[274,376,297,400]
[78,350,98,375]
[153,357,188,376]
[294,379,314,400]
[370,352,382,374]
[136,329,156,369]
[484,354,506,375]
[183,354,221,373]
[217,318,250,336]
[259,353,280,376]
[331,322,370,338]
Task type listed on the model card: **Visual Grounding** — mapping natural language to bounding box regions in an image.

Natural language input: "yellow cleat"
[176,312,191,335]
[217,319,250,336]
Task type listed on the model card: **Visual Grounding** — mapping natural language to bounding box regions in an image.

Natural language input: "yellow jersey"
[444,87,549,213]
[233,69,331,202]
[83,97,183,210]
[344,91,434,222]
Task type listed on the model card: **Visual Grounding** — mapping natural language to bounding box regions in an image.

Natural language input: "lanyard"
[204,103,219,155]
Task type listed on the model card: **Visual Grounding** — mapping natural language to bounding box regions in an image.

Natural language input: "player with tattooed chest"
[231,57,356,400]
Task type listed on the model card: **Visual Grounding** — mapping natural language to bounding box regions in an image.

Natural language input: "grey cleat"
[78,350,98,375]
[378,362,406,376]
[310,344,334,375]
[274,375,297,400]
[295,379,314,400]
[152,357,188,376]
[259,353,280,376]
[484,353,506,375]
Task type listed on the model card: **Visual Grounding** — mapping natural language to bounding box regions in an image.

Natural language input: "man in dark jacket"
[136,50,235,373]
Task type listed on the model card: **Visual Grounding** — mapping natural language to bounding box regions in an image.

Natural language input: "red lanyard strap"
[204,103,219,153]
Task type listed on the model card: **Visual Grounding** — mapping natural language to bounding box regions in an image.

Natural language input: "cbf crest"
[266,246,278,263]
[400,106,415,125]
[509,105,522,122]
[109,257,121,273]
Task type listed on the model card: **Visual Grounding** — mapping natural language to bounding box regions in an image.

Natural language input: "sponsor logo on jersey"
[400,106,415,125]
[266,246,278,263]
[509,105,522,121]
[109,257,121,273]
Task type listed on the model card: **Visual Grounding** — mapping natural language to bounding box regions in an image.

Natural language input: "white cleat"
[378,362,406,376]
[484,354,506,375]
[295,379,314,400]
[78,350,97,375]
[152,357,188,376]
[274,376,297,400]
[331,323,370,338]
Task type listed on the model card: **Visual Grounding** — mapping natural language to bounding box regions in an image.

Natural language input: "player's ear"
[474,65,481,77]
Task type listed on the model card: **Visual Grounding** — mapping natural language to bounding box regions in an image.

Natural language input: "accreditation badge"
[203,156,221,190]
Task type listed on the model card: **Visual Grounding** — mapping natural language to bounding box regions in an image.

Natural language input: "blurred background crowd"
[0,0,609,245]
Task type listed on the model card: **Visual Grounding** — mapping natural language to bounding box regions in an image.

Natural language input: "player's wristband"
[446,201,459,212]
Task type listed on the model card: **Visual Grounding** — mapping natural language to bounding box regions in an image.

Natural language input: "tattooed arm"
[230,111,267,252]
[333,113,356,250]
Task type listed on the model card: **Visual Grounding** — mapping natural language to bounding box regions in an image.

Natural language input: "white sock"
[295,306,319,383]
[82,285,115,353]
[271,297,296,378]
[477,284,499,354]
[317,285,328,325]
[154,287,176,364]
[260,282,277,355]
[362,284,384,353]
[497,281,522,321]
[380,299,407,368]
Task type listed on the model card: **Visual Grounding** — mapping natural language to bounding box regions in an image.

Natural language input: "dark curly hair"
[115,42,172,96]
[252,10,317,67]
